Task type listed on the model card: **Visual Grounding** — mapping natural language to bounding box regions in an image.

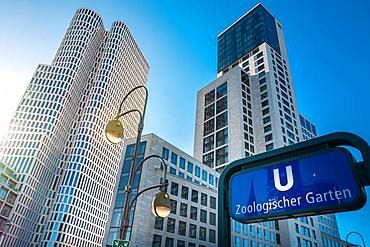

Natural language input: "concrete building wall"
[105,133,218,247]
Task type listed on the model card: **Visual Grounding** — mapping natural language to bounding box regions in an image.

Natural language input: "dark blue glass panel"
[217,5,280,72]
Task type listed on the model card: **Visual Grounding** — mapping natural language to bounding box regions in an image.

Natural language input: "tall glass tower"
[0,8,149,246]
[194,3,342,247]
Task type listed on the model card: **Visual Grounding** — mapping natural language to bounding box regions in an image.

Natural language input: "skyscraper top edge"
[217,3,278,38]
[72,8,149,69]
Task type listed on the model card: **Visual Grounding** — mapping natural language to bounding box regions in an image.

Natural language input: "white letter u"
[273,165,294,192]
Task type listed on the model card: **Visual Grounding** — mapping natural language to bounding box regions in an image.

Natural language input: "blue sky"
[1,0,369,243]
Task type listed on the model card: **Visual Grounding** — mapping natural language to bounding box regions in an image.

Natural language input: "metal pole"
[346,231,366,247]
[117,86,148,241]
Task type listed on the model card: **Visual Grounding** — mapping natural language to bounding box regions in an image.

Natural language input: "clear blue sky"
[1,0,369,244]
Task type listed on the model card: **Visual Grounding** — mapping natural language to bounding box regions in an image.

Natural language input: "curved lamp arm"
[133,154,167,183]
[118,85,148,118]
[116,109,143,123]
[346,231,366,247]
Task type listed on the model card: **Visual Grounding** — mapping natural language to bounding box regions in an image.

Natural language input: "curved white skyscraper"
[0,8,149,246]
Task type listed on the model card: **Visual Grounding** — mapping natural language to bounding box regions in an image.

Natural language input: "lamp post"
[105,85,171,242]
[346,231,366,247]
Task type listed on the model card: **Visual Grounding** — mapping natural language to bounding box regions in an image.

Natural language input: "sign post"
[113,239,129,247]
[218,132,370,246]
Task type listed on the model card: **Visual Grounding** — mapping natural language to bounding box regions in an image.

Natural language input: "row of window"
[240,70,254,157]
[162,148,218,187]
[169,182,216,209]
[155,216,216,240]
[152,232,215,247]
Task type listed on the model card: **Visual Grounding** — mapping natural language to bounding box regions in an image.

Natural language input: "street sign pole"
[218,132,370,247]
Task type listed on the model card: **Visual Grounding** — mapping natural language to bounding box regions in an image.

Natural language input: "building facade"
[104,133,218,247]
[193,3,341,247]
[0,8,149,246]
[0,162,18,244]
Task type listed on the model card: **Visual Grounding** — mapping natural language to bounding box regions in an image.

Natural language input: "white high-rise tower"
[193,3,342,247]
[0,8,149,246]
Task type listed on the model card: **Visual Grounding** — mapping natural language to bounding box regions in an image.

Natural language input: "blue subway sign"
[229,148,366,223]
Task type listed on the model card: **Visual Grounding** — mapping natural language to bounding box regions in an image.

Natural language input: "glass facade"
[217,4,280,72]
[107,142,146,245]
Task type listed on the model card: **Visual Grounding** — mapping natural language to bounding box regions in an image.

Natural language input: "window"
[243,224,248,235]
[205,89,215,106]
[263,116,270,124]
[171,152,178,165]
[209,229,216,243]
[195,166,201,177]
[180,203,187,217]
[202,170,208,181]
[154,217,164,230]
[276,233,281,244]
[217,82,227,99]
[177,240,185,247]
[210,196,216,209]
[203,135,214,152]
[264,125,272,133]
[265,134,273,142]
[167,218,175,233]
[200,209,207,223]
[178,221,186,236]
[216,96,227,113]
[204,104,215,120]
[165,237,174,247]
[162,147,169,160]
[204,119,215,136]
[209,174,215,186]
[169,167,176,175]
[179,157,186,169]
[235,221,241,233]
[261,100,269,107]
[270,231,275,242]
[216,128,228,147]
[170,182,178,196]
[262,108,269,115]
[203,152,214,168]
[216,112,228,130]
[190,206,197,220]
[181,186,189,199]
[191,190,198,203]
[261,92,268,100]
[189,224,197,238]
[187,162,194,174]
[201,193,207,206]
[216,146,228,166]
[266,143,274,151]
[152,234,162,247]
[210,212,216,226]
[170,199,177,214]
[235,236,241,247]
[200,227,207,241]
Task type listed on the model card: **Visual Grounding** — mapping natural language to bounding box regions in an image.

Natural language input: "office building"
[104,133,218,247]
[0,8,149,246]
[193,3,342,247]
[0,162,18,244]
[299,114,317,141]
[298,118,345,247]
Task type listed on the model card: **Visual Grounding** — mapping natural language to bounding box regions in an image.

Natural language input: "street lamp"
[105,85,170,241]
[346,231,365,247]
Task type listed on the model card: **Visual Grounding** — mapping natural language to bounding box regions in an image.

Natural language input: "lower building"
[103,133,219,247]
[0,162,18,244]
